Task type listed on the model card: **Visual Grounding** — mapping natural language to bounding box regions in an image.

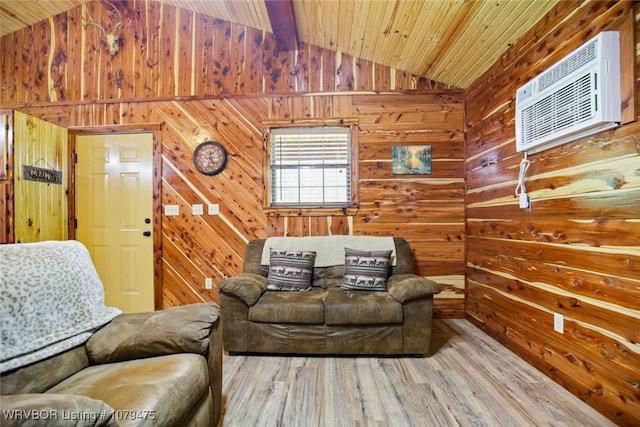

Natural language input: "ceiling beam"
[264,0,298,52]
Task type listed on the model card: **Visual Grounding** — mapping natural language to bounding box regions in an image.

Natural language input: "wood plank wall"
[0,111,11,244]
[12,111,68,242]
[0,1,465,317]
[464,1,640,425]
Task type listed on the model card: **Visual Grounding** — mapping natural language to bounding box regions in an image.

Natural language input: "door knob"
[145,218,151,224]
[143,231,151,237]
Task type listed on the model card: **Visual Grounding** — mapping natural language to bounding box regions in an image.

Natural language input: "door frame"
[1,110,14,243]
[68,124,163,310]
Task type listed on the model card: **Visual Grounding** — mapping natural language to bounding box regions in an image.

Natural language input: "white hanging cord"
[515,152,531,208]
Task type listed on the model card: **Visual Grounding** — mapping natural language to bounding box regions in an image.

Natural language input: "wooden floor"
[221,319,613,426]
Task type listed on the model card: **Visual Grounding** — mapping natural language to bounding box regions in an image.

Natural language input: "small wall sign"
[23,165,62,185]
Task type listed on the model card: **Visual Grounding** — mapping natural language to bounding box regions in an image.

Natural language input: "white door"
[76,133,154,313]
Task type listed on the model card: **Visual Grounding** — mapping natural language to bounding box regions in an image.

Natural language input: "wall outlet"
[192,204,204,215]
[519,192,530,209]
[208,203,220,215]
[553,312,564,334]
[205,278,213,289]
[164,205,179,216]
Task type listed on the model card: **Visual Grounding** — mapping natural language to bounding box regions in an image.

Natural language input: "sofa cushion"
[261,236,396,267]
[48,354,208,427]
[325,288,403,325]
[249,289,325,324]
[387,274,441,302]
[266,249,316,291]
[218,273,267,306]
[341,248,392,291]
[312,265,345,288]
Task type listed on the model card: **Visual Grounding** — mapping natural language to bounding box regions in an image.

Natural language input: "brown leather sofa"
[218,236,441,356]
[0,241,222,427]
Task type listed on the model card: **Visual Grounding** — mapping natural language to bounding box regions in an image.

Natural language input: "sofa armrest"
[86,303,221,364]
[0,394,118,427]
[387,274,441,303]
[218,273,267,306]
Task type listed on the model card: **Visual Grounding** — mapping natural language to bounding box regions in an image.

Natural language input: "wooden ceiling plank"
[0,0,563,89]
[400,1,461,76]
[291,0,311,49]
[361,0,387,62]
[389,0,426,68]
[246,0,272,33]
[369,1,396,64]
[292,0,313,47]
[434,0,557,87]
[430,0,506,84]
[0,0,82,35]
[264,0,298,52]
[418,0,484,80]
[160,0,271,32]
[339,0,357,56]
[326,0,340,51]
[350,0,371,59]
[449,1,546,86]
[224,0,266,32]
[375,1,420,73]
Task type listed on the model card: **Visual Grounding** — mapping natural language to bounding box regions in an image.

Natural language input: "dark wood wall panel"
[259,93,467,311]
[4,0,636,422]
[0,1,453,106]
[2,1,464,316]
[464,2,640,424]
[353,94,465,282]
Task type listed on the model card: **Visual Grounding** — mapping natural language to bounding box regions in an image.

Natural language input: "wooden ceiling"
[0,0,559,89]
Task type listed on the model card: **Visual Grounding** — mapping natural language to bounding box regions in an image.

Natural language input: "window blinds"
[270,127,351,206]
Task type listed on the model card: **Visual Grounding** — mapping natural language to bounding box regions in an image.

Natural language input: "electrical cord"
[515,152,531,208]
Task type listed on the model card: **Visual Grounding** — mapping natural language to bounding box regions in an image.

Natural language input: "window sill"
[264,207,359,217]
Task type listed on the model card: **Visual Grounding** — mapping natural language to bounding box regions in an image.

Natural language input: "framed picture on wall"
[392,145,432,175]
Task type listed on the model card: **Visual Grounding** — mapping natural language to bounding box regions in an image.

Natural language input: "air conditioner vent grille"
[538,40,597,92]
[515,31,620,154]
[520,74,593,146]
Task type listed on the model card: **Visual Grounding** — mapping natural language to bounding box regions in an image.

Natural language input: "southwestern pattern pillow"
[266,249,316,291]
[341,248,393,291]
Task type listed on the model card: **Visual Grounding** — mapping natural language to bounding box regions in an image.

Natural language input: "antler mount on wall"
[81,0,124,55]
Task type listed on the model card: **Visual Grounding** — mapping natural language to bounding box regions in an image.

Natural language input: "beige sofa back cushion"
[242,237,416,289]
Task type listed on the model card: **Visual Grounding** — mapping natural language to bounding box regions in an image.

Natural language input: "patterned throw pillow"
[341,248,393,291]
[266,249,316,291]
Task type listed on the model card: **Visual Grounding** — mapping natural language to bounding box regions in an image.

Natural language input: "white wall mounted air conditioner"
[515,31,621,154]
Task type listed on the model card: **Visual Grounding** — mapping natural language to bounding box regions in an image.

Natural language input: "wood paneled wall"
[464,1,640,425]
[2,0,637,423]
[0,1,465,316]
[0,111,11,244]
[12,112,68,242]
[0,0,452,105]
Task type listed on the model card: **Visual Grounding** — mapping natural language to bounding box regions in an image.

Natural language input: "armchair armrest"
[387,274,441,303]
[218,273,267,306]
[0,394,117,427]
[86,302,220,364]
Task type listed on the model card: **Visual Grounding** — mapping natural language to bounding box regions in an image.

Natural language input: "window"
[268,126,354,208]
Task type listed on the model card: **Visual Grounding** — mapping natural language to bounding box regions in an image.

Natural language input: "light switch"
[208,204,220,215]
[164,205,179,216]
[192,204,204,215]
